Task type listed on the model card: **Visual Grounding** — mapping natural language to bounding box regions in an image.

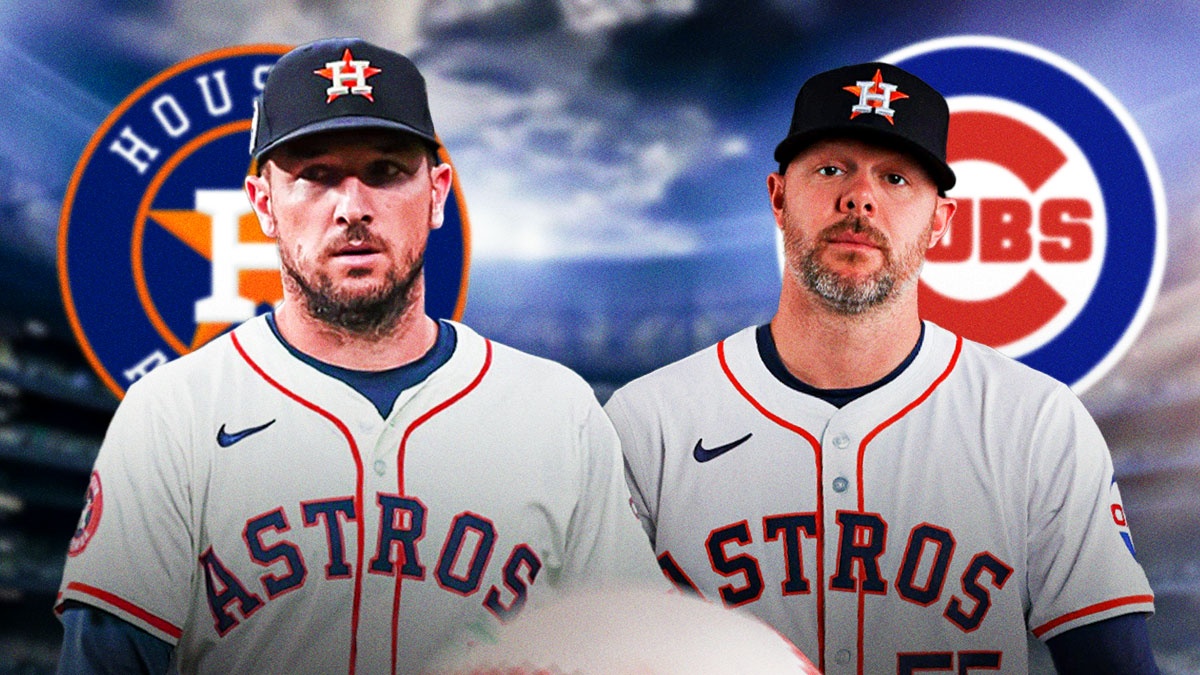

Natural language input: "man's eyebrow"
[372,140,425,156]
[279,137,423,158]
[277,142,330,160]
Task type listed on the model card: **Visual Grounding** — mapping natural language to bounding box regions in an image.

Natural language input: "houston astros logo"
[315,48,380,102]
[845,69,908,124]
[68,471,103,557]
[884,36,1165,391]
[59,45,470,398]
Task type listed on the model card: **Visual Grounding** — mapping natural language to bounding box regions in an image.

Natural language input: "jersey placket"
[378,339,492,674]
[818,415,866,675]
[364,384,439,674]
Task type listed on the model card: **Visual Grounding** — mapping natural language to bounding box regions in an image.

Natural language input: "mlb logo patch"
[58,45,470,398]
[884,36,1166,391]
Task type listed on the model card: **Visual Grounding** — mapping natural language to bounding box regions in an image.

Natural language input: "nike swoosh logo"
[217,420,276,448]
[693,433,753,463]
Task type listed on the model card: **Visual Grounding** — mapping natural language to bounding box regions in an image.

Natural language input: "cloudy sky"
[8,0,1200,395]
[7,1,1199,261]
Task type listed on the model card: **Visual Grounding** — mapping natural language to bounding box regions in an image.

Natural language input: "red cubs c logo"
[919,100,1106,356]
[888,36,1164,392]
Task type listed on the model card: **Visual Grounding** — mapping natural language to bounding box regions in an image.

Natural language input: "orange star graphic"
[148,209,282,349]
[843,69,909,125]
[314,48,382,103]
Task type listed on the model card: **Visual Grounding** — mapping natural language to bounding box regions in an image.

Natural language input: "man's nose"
[334,177,373,226]
[837,176,875,216]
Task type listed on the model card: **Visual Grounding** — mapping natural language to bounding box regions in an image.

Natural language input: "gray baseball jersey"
[605,320,1153,674]
[57,315,662,673]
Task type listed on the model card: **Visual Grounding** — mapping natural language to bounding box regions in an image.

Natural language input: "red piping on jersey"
[62,581,183,640]
[1031,594,1155,638]
[231,332,366,675]
[853,332,962,674]
[718,338,827,673]
[854,334,964,507]
[391,338,493,674]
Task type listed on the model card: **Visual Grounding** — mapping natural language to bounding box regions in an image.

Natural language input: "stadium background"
[2,1,1198,672]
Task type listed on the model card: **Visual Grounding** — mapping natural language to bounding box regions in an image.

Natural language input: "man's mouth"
[823,220,888,252]
[827,233,880,248]
[331,240,384,258]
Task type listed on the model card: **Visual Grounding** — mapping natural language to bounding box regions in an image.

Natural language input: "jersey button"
[832,433,850,449]
[832,476,849,493]
[374,459,386,476]
[835,649,852,665]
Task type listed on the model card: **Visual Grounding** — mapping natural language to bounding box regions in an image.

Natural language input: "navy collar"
[265,313,457,418]
[755,322,924,408]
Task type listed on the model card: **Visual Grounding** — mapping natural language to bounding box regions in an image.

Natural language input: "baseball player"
[55,38,663,674]
[605,62,1157,673]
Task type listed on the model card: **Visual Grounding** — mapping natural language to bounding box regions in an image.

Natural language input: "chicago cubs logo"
[68,471,103,557]
[58,45,470,398]
[884,36,1165,391]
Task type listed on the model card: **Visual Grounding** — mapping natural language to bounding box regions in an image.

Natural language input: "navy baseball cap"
[774,62,955,192]
[250,37,439,162]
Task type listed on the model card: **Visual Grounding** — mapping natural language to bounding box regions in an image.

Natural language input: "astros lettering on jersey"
[605,321,1154,673]
[57,316,662,672]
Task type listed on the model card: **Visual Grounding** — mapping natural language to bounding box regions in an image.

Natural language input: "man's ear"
[767,171,788,232]
[927,195,957,250]
[429,161,453,230]
[245,171,277,239]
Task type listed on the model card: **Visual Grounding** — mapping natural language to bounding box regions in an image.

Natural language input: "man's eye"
[363,161,405,186]
[818,166,844,177]
[299,166,336,183]
[885,173,908,186]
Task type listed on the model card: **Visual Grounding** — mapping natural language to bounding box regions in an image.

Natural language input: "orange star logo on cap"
[843,69,909,124]
[314,48,382,103]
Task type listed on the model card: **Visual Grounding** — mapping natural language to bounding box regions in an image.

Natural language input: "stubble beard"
[785,214,930,316]
[280,224,425,337]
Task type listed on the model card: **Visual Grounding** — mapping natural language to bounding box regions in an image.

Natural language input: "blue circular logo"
[884,36,1166,392]
[59,45,471,397]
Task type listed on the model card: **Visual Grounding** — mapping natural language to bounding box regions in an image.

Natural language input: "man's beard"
[280,229,424,336]
[785,215,929,316]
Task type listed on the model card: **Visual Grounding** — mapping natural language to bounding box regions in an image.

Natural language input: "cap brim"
[253,116,440,161]
[774,125,956,192]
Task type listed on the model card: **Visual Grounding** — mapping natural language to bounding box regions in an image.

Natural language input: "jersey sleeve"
[1045,613,1157,673]
[559,393,666,589]
[602,388,662,548]
[58,604,175,674]
[1024,384,1155,640]
[55,378,196,645]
